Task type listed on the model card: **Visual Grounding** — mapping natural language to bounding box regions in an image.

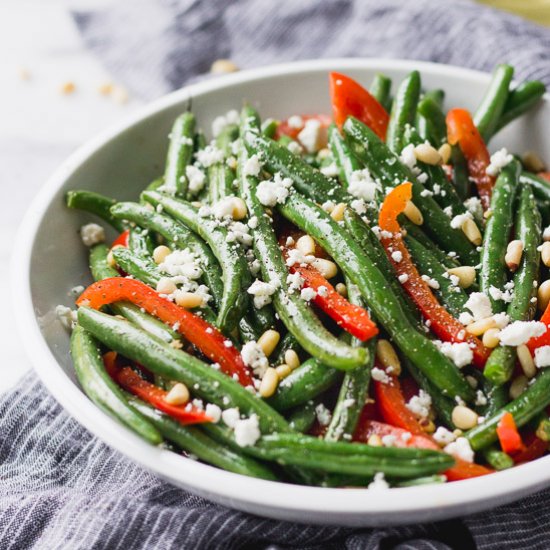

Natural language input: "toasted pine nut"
[376,339,401,376]
[404,201,423,225]
[452,405,478,430]
[231,197,247,220]
[164,382,190,405]
[466,317,497,336]
[517,344,536,378]
[156,277,177,295]
[483,209,493,220]
[367,434,383,447]
[522,151,546,173]
[312,258,338,279]
[60,81,76,94]
[482,328,501,348]
[509,375,529,400]
[447,266,476,288]
[275,364,292,379]
[335,283,347,297]
[462,218,482,246]
[284,349,300,370]
[174,291,203,309]
[296,235,316,256]
[414,143,441,165]
[538,280,550,312]
[257,329,280,357]
[107,244,124,268]
[153,245,171,264]
[505,240,524,272]
[210,59,239,74]
[438,143,452,165]
[259,367,279,398]
[421,418,436,434]
[541,242,550,267]
[330,202,346,222]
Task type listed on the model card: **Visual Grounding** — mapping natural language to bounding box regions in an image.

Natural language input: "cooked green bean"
[164,112,195,195]
[66,190,126,232]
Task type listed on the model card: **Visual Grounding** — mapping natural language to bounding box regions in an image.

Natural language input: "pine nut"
[257,329,280,357]
[452,405,479,430]
[107,244,123,268]
[60,81,76,94]
[275,364,292,379]
[259,367,279,398]
[509,375,529,400]
[330,202,347,222]
[541,242,550,267]
[522,151,546,173]
[335,283,347,297]
[404,201,423,225]
[482,328,501,348]
[312,258,338,279]
[462,218,482,246]
[421,418,436,434]
[367,434,383,447]
[376,339,401,376]
[538,280,550,312]
[296,235,316,256]
[231,197,248,220]
[174,291,203,309]
[466,317,497,336]
[483,209,493,220]
[414,143,442,165]
[153,245,171,264]
[447,266,476,288]
[210,59,239,74]
[438,143,452,165]
[156,278,178,295]
[517,344,536,378]
[164,382,190,405]
[284,349,300,370]
[505,240,524,272]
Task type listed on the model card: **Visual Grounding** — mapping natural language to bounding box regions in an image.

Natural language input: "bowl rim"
[12,57,550,524]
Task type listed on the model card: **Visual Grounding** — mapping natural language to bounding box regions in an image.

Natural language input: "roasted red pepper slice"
[329,72,389,139]
[112,229,130,248]
[527,301,550,354]
[276,114,332,141]
[378,183,489,368]
[353,419,436,449]
[446,108,495,210]
[116,367,211,425]
[512,432,547,464]
[497,412,524,454]
[77,278,254,387]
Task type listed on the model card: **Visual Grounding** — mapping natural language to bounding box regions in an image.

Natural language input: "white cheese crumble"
[241,341,269,377]
[498,321,546,346]
[287,115,304,129]
[399,144,417,170]
[464,197,483,220]
[405,390,432,420]
[300,287,317,302]
[55,305,77,330]
[234,414,261,447]
[391,250,403,263]
[196,144,224,167]
[211,109,240,137]
[211,196,237,219]
[475,390,488,406]
[320,163,339,177]
[243,154,263,177]
[186,165,206,194]
[464,292,493,321]
[489,286,513,304]
[287,141,303,155]
[398,274,409,284]
[486,148,514,177]
[221,408,240,429]
[348,169,380,202]
[285,248,314,267]
[535,345,550,368]
[436,341,473,368]
[350,199,367,215]
[286,272,305,293]
[450,212,473,230]
[80,223,105,247]
[444,437,474,463]
[315,403,332,426]
[256,173,293,207]
[371,367,391,384]
[205,404,222,423]
[421,274,440,290]
[247,279,278,309]
[368,472,389,491]
[297,118,327,153]
[433,426,456,446]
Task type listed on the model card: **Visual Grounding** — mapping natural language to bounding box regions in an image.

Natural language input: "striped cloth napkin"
[4,1,550,548]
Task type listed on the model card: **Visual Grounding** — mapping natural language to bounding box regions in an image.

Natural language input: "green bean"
[287,401,317,433]
[278,192,475,402]
[482,446,514,470]
[369,73,392,111]
[128,227,154,258]
[394,475,447,488]
[520,172,550,203]
[416,96,447,146]
[66,190,126,232]
[77,307,290,433]
[128,397,277,480]
[480,160,521,314]
[451,146,470,201]
[386,71,421,153]
[261,118,278,139]
[110,202,223,307]
[343,117,479,265]
[467,368,550,451]
[142,192,251,333]
[112,246,161,287]
[238,108,367,370]
[495,80,546,134]
[328,123,362,189]
[71,325,163,444]
[238,315,262,343]
[474,64,514,142]
[484,183,541,386]
[164,112,195,195]
[145,177,165,192]
[208,124,239,203]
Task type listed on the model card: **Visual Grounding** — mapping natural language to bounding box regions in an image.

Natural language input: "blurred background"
[2,0,550,393]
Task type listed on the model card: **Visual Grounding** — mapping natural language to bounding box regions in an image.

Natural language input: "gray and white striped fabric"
[5,0,550,548]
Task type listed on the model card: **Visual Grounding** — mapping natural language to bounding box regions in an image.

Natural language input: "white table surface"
[0,0,144,393]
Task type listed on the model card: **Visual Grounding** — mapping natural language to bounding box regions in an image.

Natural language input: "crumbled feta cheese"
[406,390,432,420]
[317,285,329,297]
[297,118,327,153]
[433,426,456,446]
[286,272,305,293]
[444,437,474,463]
[475,390,488,406]
[535,345,550,368]
[368,472,389,491]
[159,249,202,280]
[348,169,380,202]
[498,321,546,346]
[320,163,339,177]
[450,212,473,230]
[196,144,224,167]
[458,312,474,325]
[371,367,391,384]
[80,223,105,247]
[486,148,513,177]
[315,403,332,426]
[55,305,77,330]
[69,285,85,297]
[287,141,303,155]
[211,196,236,219]
[489,286,513,304]
[398,274,409,284]
[287,115,304,129]
[464,197,483,220]
[350,198,367,215]
[391,250,403,263]
[464,292,493,321]
[186,165,206,194]
[399,144,417,170]
[256,173,293,206]
[285,248,314,267]
[321,200,335,213]
[221,408,240,429]
[300,287,317,302]
[243,154,263,177]
[211,109,240,137]
[247,279,277,308]
[241,341,269,377]
[421,274,440,290]
[382,434,397,447]
[437,341,473,368]
[234,414,261,447]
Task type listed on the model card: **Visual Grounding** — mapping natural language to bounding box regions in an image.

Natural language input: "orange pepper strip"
[378,184,490,368]
[446,108,495,210]
[496,412,524,454]
[77,278,254,387]
[527,300,550,354]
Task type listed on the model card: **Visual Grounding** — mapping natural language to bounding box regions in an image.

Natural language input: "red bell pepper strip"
[116,367,212,425]
[275,114,332,141]
[102,351,120,379]
[512,432,547,464]
[329,72,389,139]
[444,461,494,481]
[378,183,490,367]
[112,229,130,248]
[537,172,550,183]
[527,301,550,354]
[446,108,495,210]
[353,419,436,449]
[76,278,254,387]
[496,412,524,454]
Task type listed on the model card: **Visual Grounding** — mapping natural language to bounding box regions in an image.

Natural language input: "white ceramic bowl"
[13,59,550,526]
